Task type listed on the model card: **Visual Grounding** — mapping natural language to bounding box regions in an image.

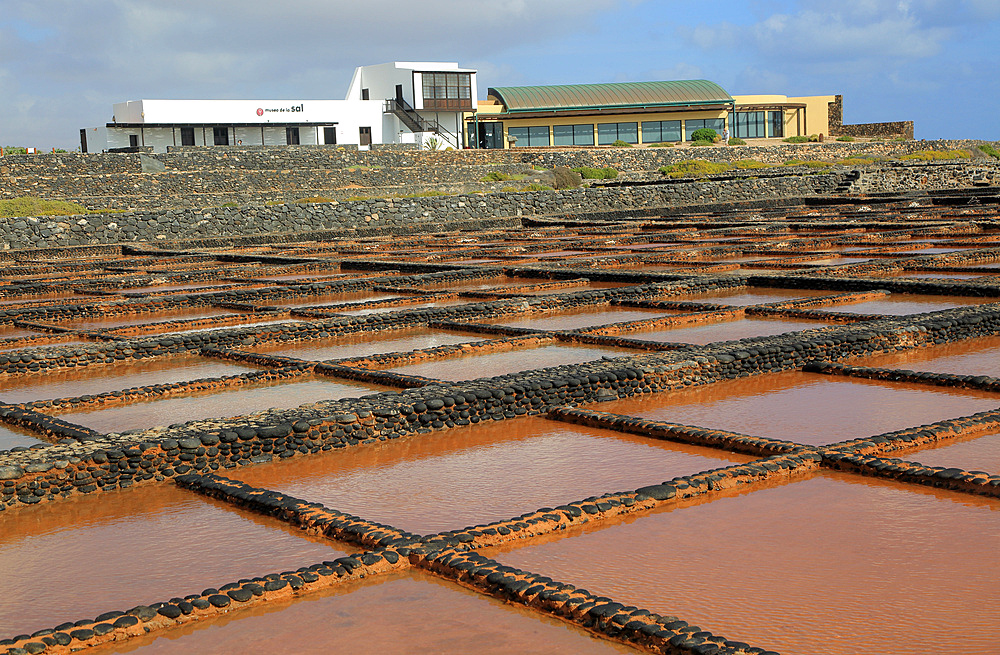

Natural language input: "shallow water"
[91,573,636,655]
[0,423,47,449]
[596,370,1000,445]
[672,287,831,306]
[904,431,1000,474]
[0,355,256,403]
[245,328,485,361]
[57,308,239,330]
[0,484,345,637]
[852,335,1000,377]
[229,416,752,535]
[627,318,830,344]
[489,306,679,330]
[52,377,386,433]
[489,472,1000,655]
[826,293,989,315]
[388,343,633,381]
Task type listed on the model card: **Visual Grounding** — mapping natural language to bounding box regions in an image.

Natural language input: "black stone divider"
[286,292,455,316]
[822,450,1000,498]
[744,273,1000,298]
[418,550,773,655]
[744,306,880,322]
[548,407,802,457]
[0,404,101,444]
[428,319,549,338]
[803,360,1000,393]
[174,473,421,549]
[314,362,436,389]
[551,331,689,352]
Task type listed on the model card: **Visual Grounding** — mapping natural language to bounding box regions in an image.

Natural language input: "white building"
[80,62,477,153]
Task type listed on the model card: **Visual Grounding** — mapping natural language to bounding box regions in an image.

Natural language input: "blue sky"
[2,0,998,149]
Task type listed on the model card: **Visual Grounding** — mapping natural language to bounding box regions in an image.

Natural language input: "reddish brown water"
[156,317,304,336]
[626,318,831,344]
[245,328,485,361]
[230,416,751,534]
[0,340,91,353]
[517,282,635,296]
[489,472,1000,655]
[853,335,1000,377]
[827,294,989,315]
[266,291,398,309]
[802,256,874,266]
[57,308,239,330]
[52,377,387,433]
[0,292,78,306]
[0,326,40,340]
[673,287,831,306]
[597,370,1000,445]
[0,423,46,449]
[421,277,547,291]
[0,484,345,637]
[489,306,680,330]
[879,271,989,280]
[0,355,256,403]
[388,343,633,381]
[90,572,634,655]
[122,282,232,294]
[904,431,1000,474]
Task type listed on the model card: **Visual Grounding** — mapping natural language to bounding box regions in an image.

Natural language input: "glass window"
[213,127,229,146]
[508,126,550,147]
[180,127,195,146]
[573,124,594,146]
[731,112,766,139]
[684,118,726,141]
[597,122,638,145]
[769,111,784,138]
[640,120,681,143]
[554,124,595,146]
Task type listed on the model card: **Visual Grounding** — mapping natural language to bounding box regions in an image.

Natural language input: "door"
[180,127,195,146]
[359,126,372,146]
[80,129,88,153]
[396,84,404,102]
[129,135,138,148]
[478,122,503,149]
[213,127,229,145]
[324,127,337,145]
[286,127,300,145]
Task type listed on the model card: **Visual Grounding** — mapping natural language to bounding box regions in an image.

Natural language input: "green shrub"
[898,149,971,161]
[808,134,820,143]
[481,171,513,182]
[647,142,675,147]
[571,166,619,179]
[1,146,30,155]
[783,136,810,143]
[838,156,878,166]
[728,137,747,146]
[733,159,768,169]
[690,139,714,147]
[979,143,1000,160]
[610,139,634,147]
[835,136,855,142]
[221,202,237,208]
[0,196,91,218]
[782,159,834,169]
[659,159,731,178]
[690,128,718,143]
[892,136,907,142]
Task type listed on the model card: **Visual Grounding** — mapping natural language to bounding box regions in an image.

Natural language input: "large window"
[507,126,549,147]
[324,127,337,145]
[553,124,594,146]
[769,111,784,138]
[640,120,681,143]
[732,112,766,139]
[180,127,195,146]
[597,122,638,145]
[684,118,726,141]
[421,72,473,110]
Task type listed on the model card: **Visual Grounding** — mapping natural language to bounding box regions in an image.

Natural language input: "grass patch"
[838,156,879,166]
[502,183,553,192]
[689,139,714,147]
[727,137,747,146]
[658,160,731,178]
[733,159,768,169]
[835,136,855,142]
[898,149,971,161]
[979,143,1000,160]
[611,139,634,147]
[396,191,447,198]
[646,142,676,147]
[783,136,810,143]
[221,202,237,208]
[481,171,515,182]
[571,166,618,179]
[0,196,95,218]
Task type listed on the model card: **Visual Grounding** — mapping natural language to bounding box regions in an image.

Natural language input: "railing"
[383,99,456,145]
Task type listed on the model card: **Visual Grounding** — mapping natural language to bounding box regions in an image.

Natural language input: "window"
[553,124,594,146]
[361,88,370,100]
[731,112,766,139]
[286,127,300,145]
[640,120,681,143]
[129,135,138,148]
[769,111,784,138]
[324,127,337,145]
[684,118,726,141]
[421,72,473,110]
[507,126,549,147]
[180,127,195,146]
[213,127,229,145]
[597,122,638,145]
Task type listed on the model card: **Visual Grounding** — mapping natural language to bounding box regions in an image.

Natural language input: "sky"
[1,0,998,149]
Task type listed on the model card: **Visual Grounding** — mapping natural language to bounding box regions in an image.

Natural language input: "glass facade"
[732,111,766,139]
[597,122,638,145]
[553,124,595,146]
[422,73,473,110]
[684,119,726,141]
[769,111,784,138]
[640,120,682,143]
[507,126,550,147]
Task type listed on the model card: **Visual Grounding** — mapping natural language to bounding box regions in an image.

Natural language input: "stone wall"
[0,140,988,211]
[827,94,914,139]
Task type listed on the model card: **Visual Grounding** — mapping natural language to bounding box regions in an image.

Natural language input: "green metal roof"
[488,80,733,113]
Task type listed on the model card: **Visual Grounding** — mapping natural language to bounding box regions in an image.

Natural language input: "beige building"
[464,80,836,148]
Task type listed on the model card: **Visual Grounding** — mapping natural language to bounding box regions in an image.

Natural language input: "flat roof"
[488,80,734,113]
[108,122,338,128]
